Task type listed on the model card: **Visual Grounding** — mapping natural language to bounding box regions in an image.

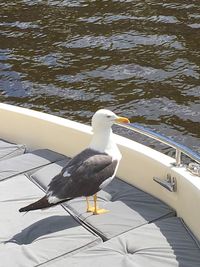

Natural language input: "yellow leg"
[93,194,109,215]
[86,197,95,212]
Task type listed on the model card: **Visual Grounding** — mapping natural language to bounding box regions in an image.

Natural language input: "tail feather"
[19,196,71,212]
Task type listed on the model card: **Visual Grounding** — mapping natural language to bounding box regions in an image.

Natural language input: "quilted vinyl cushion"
[40,217,200,267]
[0,139,26,160]
[0,174,101,267]
[0,149,66,181]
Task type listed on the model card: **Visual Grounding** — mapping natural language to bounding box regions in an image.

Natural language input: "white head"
[90,109,130,154]
[91,109,129,132]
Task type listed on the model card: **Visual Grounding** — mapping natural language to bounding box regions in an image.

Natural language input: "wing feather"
[46,149,118,202]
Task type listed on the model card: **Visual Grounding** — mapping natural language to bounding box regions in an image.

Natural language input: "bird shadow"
[4,215,76,245]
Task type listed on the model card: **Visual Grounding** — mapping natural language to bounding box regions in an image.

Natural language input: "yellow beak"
[115,116,130,124]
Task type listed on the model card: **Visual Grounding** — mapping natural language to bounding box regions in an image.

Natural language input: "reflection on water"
[0,0,200,153]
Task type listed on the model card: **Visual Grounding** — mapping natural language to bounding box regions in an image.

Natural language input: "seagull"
[19,109,130,215]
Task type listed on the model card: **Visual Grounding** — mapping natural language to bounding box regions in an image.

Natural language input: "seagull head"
[91,109,130,132]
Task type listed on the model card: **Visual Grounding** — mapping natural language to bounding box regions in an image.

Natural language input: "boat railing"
[116,123,200,172]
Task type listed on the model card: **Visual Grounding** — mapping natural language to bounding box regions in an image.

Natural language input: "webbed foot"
[93,208,109,215]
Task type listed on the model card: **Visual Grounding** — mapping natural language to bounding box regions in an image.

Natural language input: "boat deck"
[0,139,200,267]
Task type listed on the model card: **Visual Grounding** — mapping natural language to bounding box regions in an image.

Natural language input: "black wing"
[46,149,118,202]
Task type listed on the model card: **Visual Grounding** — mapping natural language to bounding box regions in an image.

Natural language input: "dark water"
[0,1,200,154]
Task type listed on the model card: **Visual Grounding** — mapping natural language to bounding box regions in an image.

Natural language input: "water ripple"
[0,0,200,153]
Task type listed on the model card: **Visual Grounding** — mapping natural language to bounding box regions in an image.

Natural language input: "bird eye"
[106,115,111,118]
